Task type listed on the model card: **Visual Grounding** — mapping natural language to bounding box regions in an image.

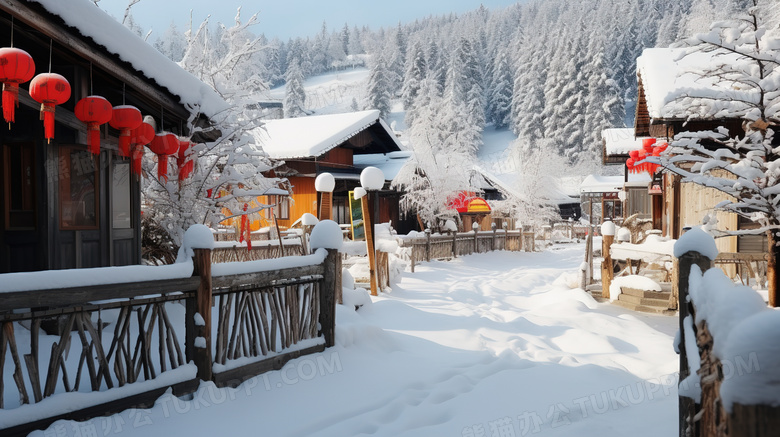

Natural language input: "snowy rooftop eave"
[25,0,229,118]
[580,174,651,194]
[252,110,402,160]
[602,128,648,156]
[636,47,746,120]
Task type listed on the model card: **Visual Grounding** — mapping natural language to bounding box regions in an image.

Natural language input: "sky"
[98,0,523,41]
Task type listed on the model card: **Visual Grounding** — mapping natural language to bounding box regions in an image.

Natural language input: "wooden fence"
[0,248,339,436]
[676,250,779,437]
[211,240,304,263]
[401,230,533,272]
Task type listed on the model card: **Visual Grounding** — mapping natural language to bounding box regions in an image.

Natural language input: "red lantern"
[29,73,71,143]
[148,132,178,182]
[626,158,636,173]
[0,47,35,125]
[74,96,113,156]
[177,137,194,181]
[642,138,656,154]
[110,105,143,158]
[130,119,155,176]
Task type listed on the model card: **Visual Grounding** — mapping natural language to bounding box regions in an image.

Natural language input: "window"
[60,147,99,229]
[112,161,131,229]
[276,195,290,220]
[3,144,35,230]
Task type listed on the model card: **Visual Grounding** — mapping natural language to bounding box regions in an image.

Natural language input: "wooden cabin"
[634,47,763,254]
[0,1,225,273]
[252,110,415,235]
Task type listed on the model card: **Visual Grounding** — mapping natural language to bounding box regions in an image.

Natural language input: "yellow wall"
[275,176,317,229]
[679,181,738,254]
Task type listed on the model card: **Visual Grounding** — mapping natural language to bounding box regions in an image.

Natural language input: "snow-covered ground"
[33,244,679,436]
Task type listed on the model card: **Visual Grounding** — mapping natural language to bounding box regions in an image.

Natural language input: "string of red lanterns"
[626,138,668,174]
[0,44,194,184]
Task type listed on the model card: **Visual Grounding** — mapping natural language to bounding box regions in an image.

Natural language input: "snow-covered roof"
[252,110,404,160]
[602,128,648,156]
[580,174,651,194]
[353,151,412,182]
[636,47,745,120]
[30,0,228,117]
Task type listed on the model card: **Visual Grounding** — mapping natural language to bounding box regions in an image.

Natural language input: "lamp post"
[359,166,384,296]
[315,172,335,221]
[601,219,616,300]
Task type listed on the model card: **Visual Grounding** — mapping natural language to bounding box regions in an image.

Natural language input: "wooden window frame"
[59,145,100,230]
[3,143,36,230]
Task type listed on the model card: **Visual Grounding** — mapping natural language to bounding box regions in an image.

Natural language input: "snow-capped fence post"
[182,225,215,382]
[491,222,497,251]
[674,230,715,437]
[601,220,615,300]
[472,222,479,254]
[425,229,432,262]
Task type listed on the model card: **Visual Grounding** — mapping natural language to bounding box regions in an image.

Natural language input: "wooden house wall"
[275,176,317,229]
[319,148,353,169]
[0,6,189,273]
[678,181,738,253]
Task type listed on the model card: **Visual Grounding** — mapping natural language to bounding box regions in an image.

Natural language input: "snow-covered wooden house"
[251,110,416,234]
[600,128,661,228]
[0,0,226,273]
[634,47,764,254]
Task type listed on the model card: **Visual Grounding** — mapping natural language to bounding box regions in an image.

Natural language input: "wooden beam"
[0,277,200,311]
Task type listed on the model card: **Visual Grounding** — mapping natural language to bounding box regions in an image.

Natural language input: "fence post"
[472,223,479,254]
[319,248,338,347]
[425,229,431,262]
[187,248,213,382]
[451,231,457,258]
[677,250,712,437]
[491,223,497,251]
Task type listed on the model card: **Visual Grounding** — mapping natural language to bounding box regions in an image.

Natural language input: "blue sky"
[99,0,522,41]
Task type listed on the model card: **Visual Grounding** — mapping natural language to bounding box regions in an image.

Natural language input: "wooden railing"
[0,248,338,436]
[676,249,778,437]
[400,230,534,272]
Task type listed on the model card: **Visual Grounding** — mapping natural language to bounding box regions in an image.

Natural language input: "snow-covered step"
[620,286,671,301]
[612,298,677,316]
[618,292,670,308]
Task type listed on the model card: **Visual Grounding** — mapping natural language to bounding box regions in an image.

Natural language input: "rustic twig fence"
[676,249,779,437]
[401,229,533,272]
[0,247,338,436]
[211,240,304,263]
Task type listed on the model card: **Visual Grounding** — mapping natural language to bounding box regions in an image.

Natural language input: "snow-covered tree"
[401,40,427,110]
[154,23,187,62]
[656,0,780,305]
[365,54,392,118]
[144,9,285,251]
[487,47,513,129]
[284,57,307,118]
[393,79,476,231]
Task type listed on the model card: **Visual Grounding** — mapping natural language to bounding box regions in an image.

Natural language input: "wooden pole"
[362,192,377,296]
[601,233,614,300]
[319,249,338,347]
[767,230,778,307]
[188,248,213,381]
[319,191,333,221]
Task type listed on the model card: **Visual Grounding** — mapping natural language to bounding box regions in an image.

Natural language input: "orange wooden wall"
[275,176,317,229]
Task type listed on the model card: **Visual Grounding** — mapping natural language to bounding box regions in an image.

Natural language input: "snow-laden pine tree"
[365,54,392,118]
[284,57,307,118]
[401,40,427,110]
[144,9,285,250]
[487,47,513,129]
[656,0,780,305]
[441,37,484,155]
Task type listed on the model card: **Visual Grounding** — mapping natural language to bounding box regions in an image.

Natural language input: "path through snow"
[34,244,679,437]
